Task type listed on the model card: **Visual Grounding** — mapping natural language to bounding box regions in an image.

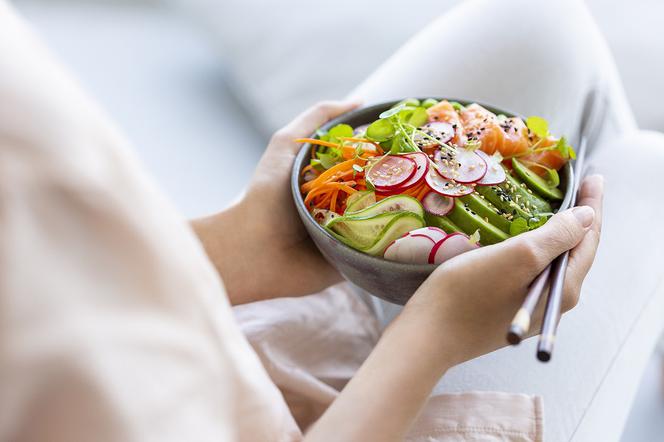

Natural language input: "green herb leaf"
[379,103,406,119]
[407,107,429,127]
[397,98,421,107]
[317,151,340,169]
[553,136,576,159]
[526,116,549,138]
[389,134,403,154]
[366,119,396,142]
[327,124,354,143]
[567,139,577,159]
[545,168,560,187]
[421,98,438,109]
[509,217,529,236]
[528,216,549,230]
[309,158,324,172]
[449,101,465,112]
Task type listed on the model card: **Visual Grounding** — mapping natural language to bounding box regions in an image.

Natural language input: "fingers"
[562,175,605,309]
[506,204,595,275]
[575,174,604,235]
[271,100,362,148]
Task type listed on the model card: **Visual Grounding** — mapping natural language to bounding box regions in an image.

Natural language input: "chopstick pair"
[506,89,606,362]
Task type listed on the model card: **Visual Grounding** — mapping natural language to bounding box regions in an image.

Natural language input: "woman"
[0,1,661,442]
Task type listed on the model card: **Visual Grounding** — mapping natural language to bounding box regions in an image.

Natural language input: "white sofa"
[12,1,664,440]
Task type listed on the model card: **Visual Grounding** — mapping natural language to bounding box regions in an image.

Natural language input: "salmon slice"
[521,137,566,173]
[498,117,529,157]
[461,104,530,158]
[426,101,466,146]
[460,104,503,154]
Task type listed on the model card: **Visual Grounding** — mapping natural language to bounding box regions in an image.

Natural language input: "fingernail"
[572,206,595,228]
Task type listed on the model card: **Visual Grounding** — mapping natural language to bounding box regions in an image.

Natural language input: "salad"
[297,98,575,265]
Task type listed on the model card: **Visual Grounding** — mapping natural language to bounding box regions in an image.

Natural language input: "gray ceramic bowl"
[291,99,573,305]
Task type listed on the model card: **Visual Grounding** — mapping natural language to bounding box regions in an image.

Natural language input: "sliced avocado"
[501,173,553,214]
[460,193,511,233]
[475,185,532,220]
[512,158,563,201]
[326,211,425,256]
[345,190,376,214]
[347,195,424,219]
[446,199,510,245]
[425,213,462,234]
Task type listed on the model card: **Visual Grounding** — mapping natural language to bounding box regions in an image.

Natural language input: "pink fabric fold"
[233,284,544,441]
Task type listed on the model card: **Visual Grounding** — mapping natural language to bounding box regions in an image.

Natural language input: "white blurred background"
[11,0,663,439]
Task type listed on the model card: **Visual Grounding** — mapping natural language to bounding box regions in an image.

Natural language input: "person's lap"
[349,0,664,440]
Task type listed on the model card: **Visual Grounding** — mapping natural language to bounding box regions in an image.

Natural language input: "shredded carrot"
[301,164,320,176]
[296,137,342,150]
[304,181,357,205]
[301,159,358,193]
[416,185,430,201]
[316,193,332,208]
[342,145,357,159]
[330,189,340,213]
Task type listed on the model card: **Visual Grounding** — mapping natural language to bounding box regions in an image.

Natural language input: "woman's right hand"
[401,174,604,367]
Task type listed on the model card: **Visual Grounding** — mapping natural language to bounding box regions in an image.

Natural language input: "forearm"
[305,305,454,442]
[191,200,261,305]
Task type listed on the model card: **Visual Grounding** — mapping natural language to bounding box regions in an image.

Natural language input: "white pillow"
[172,0,662,133]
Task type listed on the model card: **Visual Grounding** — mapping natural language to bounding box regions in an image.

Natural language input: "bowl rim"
[290,97,573,270]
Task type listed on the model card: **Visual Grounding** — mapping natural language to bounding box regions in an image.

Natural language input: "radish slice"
[408,226,447,243]
[421,122,455,144]
[475,150,507,185]
[422,192,454,216]
[368,155,417,189]
[428,232,480,264]
[378,152,429,194]
[425,168,474,197]
[435,149,487,184]
[384,234,436,264]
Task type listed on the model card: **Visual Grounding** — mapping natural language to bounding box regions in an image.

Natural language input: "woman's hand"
[193,101,360,304]
[402,174,605,366]
[307,176,603,442]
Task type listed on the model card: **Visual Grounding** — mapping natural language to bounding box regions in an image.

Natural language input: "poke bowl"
[291,98,574,305]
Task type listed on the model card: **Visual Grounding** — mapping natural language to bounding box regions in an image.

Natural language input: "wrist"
[385,304,457,376]
[396,298,465,371]
[191,199,258,304]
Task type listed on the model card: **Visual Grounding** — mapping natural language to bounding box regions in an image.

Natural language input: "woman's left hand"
[193,101,360,304]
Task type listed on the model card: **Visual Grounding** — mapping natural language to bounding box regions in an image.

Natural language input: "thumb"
[276,100,361,141]
[511,206,595,269]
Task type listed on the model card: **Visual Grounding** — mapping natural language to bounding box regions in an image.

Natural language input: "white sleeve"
[0,2,298,441]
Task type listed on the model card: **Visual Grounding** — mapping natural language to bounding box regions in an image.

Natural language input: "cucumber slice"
[446,199,509,245]
[345,191,376,214]
[347,195,424,219]
[460,193,511,233]
[424,213,462,234]
[327,211,403,248]
[512,158,563,201]
[364,213,426,256]
[326,211,425,256]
